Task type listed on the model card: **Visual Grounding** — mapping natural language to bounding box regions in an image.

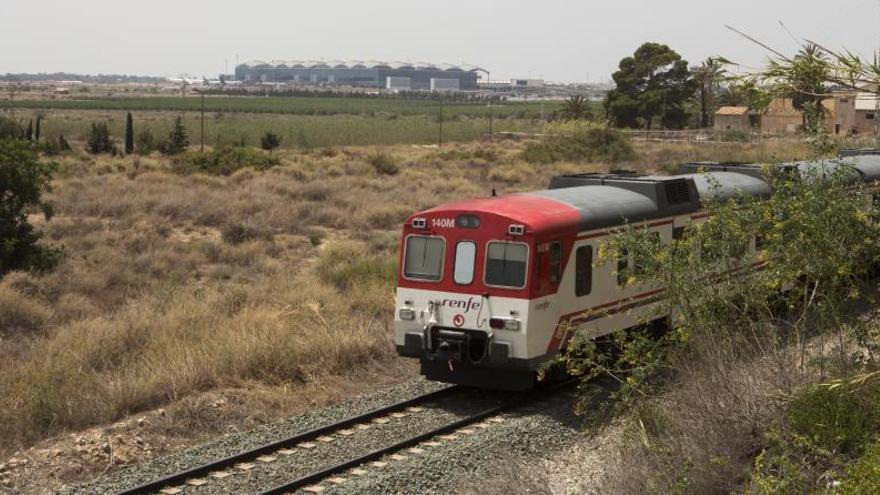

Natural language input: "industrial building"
[234,60,484,91]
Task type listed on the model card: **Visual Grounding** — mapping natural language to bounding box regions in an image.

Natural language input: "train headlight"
[504,320,521,331]
[398,308,416,321]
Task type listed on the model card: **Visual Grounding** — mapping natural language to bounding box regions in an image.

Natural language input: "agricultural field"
[0,95,568,148]
[0,94,563,118]
[0,132,809,493]
[25,109,543,149]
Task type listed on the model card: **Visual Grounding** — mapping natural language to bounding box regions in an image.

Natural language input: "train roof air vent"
[663,179,691,205]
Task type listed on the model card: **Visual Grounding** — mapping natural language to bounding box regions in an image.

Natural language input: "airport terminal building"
[234,60,483,91]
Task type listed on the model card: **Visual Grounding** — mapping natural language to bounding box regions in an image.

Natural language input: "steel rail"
[258,379,577,495]
[113,385,461,495]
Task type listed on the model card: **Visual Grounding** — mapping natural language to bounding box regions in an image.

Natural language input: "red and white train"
[394,153,880,390]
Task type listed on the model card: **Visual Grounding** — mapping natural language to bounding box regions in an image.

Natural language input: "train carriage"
[395,153,880,390]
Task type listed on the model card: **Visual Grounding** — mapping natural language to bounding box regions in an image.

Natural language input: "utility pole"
[200,92,206,152]
[488,100,494,141]
[438,100,444,147]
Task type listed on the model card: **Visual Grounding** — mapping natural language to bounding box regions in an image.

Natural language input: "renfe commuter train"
[394,152,880,390]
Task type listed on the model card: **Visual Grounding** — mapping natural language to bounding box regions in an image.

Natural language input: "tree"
[25,120,33,141]
[161,116,189,155]
[760,44,831,132]
[124,112,134,155]
[693,57,726,128]
[135,128,155,155]
[554,95,594,121]
[260,131,282,156]
[0,139,61,275]
[34,115,41,141]
[605,42,696,129]
[57,134,71,152]
[86,121,114,154]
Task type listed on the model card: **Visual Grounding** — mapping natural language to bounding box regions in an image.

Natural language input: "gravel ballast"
[60,378,611,495]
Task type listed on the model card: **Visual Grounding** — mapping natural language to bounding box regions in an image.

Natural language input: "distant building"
[386,76,412,91]
[712,93,880,136]
[430,78,460,92]
[511,78,544,90]
[714,106,751,133]
[760,98,803,135]
[853,94,880,134]
[234,60,483,91]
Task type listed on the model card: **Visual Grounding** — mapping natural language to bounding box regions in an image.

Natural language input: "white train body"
[395,156,880,390]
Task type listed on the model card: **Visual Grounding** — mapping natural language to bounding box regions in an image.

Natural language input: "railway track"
[112,380,576,495]
[113,385,462,495]
[259,379,576,495]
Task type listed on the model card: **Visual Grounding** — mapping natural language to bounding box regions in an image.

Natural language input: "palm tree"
[556,95,593,121]
[693,57,726,128]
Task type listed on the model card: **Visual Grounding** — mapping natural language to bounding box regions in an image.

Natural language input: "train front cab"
[394,208,568,391]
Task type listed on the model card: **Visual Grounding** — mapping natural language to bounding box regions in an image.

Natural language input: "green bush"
[171,146,278,176]
[521,122,634,164]
[0,140,61,276]
[839,439,880,494]
[220,222,269,245]
[786,384,880,456]
[316,242,396,293]
[0,117,24,140]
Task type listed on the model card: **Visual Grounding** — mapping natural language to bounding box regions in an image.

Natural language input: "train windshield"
[404,236,445,281]
[485,242,528,288]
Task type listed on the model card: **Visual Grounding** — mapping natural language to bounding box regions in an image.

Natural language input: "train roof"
[674,171,772,201]
[413,152,880,236]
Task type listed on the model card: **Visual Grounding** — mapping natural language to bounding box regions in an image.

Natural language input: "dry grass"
[0,137,810,458]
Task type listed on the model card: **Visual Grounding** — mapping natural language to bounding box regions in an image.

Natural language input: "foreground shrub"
[786,384,880,456]
[521,121,634,163]
[172,146,278,175]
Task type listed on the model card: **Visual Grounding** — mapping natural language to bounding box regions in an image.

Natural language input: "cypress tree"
[25,120,33,141]
[34,116,41,141]
[124,112,134,155]
[58,134,71,152]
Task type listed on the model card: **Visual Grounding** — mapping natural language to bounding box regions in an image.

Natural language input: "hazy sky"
[3,0,879,82]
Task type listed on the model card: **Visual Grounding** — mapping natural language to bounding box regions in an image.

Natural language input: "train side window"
[617,247,629,286]
[485,242,529,289]
[755,234,768,251]
[634,232,661,275]
[575,246,593,296]
[549,242,562,284]
[453,241,476,285]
